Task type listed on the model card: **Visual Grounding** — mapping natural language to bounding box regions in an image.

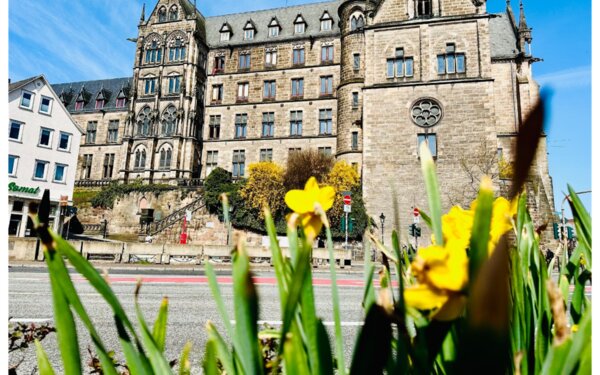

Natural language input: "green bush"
[90,181,175,209]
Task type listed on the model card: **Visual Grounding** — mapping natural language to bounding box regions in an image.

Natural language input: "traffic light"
[415,226,421,237]
[552,223,560,240]
[408,224,415,237]
[567,226,574,239]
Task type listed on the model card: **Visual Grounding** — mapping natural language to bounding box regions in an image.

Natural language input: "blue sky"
[8,0,592,215]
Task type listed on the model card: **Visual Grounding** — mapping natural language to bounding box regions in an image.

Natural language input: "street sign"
[186,210,192,222]
[344,204,352,213]
[413,207,419,217]
[343,194,352,205]
[413,215,420,224]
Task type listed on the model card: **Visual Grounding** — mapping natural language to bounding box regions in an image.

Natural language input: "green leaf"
[35,339,56,375]
[202,340,218,375]
[567,185,592,269]
[206,322,236,375]
[562,306,592,374]
[45,250,82,375]
[300,264,323,374]
[419,209,433,230]
[232,244,264,375]
[315,319,334,374]
[265,209,289,310]
[361,264,377,314]
[283,323,311,375]
[152,297,169,353]
[326,225,347,375]
[349,304,392,375]
[468,180,494,283]
[179,341,193,375]
[205,263,234,339]
[419,142,443,245]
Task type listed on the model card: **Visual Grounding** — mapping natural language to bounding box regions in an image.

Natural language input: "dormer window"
[268,18,280,37]
[95,99,105,110]
[75,100,84,111]
[158,7,167,22]
[116,97,126,108]
[320,11,333,31]
[220,23,232,42]
[221,31,230,41]
[169,5,178,21]
[415,0,433,18]
[294,15,306,34]
[243,21,256,40]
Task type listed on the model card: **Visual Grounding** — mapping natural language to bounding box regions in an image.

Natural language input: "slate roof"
[9,76,41,92]
[489,12,520,59]
[51,77,133,113]
[204,0,342,47]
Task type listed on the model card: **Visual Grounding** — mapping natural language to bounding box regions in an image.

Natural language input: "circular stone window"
[411,99,442,127]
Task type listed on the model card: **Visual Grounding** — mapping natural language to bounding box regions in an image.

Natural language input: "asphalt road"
[9,267,368,374]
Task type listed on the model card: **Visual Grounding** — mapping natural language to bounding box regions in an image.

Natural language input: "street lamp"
[379,212,385,244]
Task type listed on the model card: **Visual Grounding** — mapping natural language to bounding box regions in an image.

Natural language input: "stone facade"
[51,0,555,245]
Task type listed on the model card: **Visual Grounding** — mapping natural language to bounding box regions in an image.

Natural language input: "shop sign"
[8,182,40,195]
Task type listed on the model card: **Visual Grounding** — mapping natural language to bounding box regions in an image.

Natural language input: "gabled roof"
[10,75,85,134]
[205,0,341,47]
[52,77,132,113]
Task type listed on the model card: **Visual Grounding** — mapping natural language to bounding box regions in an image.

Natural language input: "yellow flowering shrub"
[240,162,286,218]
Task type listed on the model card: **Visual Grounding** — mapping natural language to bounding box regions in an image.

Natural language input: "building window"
[239,53,251,70]
[95,99,105,110]
[418,133,437,158]
[145,41,162,64]
[353,54,360,70]
[265,50,277,67]
[289,147,301,156]
[169,5,178,21]
[212,84,223,103]
[291,78,304,98]
[54,164,67,183]
[168,75,181,94]
[38,128,53,148]
[39,96,52,114]
[295,22,305,34]
[269,26,279,37]
[290,110,303,136]
[232,150,246,178]
[20,91,34,110]
[209,115,221,139]
[213,56,225,73]
[415,0,433,18]
[319,109,333,135]
[262,112,275,137]
[237,82,249,102]
[144,77,157,95]
[137,107,152,136]
[9,121,23,141]
[320,76,333,96]
[244,29,254,40]
[134,149,146,170]
[293,48,305,65]
[259,148,273,162]
[263,80,276,100]
[82,154,93,179]
[351,132,359,150]
[411,98,442,127]
[387,48,414,78]
[350,15,364,31]
[352,92,359,108]
[102,154,115,178]
[107,121,119,143]
[33,160,49,180]
[158,6,167,22]
[235,114,248,138]
[8,155,18,177]
[321,45,334,63]
[159,147,172,170]
[116,97,127,108]
[220,31,230,41]
[161,106,177,135]
[437,44,466,74]
[320,12,333,31]
[206,151,218,175]
[86,121,97,144]
[318,147,332,156]
[169,39,186,62]
[59,132,72,150]
[75,100,84,111]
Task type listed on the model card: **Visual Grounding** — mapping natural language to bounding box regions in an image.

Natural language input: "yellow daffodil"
[284,177,335,242]
[404,242,469,320]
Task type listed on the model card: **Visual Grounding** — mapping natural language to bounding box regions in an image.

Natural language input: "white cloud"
[536,66,591,90]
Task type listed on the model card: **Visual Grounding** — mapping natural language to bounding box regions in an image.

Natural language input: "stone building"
[51,0,555,243]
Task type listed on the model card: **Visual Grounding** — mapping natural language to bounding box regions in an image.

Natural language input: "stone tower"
[119,0,208,183]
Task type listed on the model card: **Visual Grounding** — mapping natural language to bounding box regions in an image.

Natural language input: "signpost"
[342,192,352,249]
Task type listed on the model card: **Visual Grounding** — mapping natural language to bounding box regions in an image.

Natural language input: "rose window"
[411,99,442,127]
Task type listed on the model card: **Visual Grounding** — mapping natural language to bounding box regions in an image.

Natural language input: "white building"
[8,75,84,237]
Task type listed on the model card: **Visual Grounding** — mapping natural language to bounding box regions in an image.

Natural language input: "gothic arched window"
[169,5,178,21]
[145,40,162,64]
[159,146,172,169]
[158,7,167,22]
[356,16,364,29]
[351,16,357,31]
[137,107,152,136]
[169,38,186,62]
[134,148,147,170]
[161,106,177,135]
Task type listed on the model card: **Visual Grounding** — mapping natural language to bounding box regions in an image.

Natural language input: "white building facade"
[8,75,84,237]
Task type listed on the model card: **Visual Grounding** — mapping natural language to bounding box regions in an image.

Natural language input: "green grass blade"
[361,264,377,315]
[468,179,494,282]
[349,304,392,375]
[567,185,592,269]
[35,339,56,375]
[45,251,82,375]
[205,263,234,339]
[202,340,218,375]
[562,306,592,374]
[326,225,347,375]
[315,319,334,374]
[206,322,236,375]
[283,322,311,375]
[419,209,433,230]
[419,141,443,245]
[232,243,264,375]
[179,341,192,375]
[265,209,289,309]
[152,297,169,353]
[300,264,323,374]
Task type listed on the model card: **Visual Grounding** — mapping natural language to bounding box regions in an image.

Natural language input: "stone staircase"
[147,195,206,237]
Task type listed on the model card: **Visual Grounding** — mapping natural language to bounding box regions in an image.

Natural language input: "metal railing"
[147,195,206,236]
